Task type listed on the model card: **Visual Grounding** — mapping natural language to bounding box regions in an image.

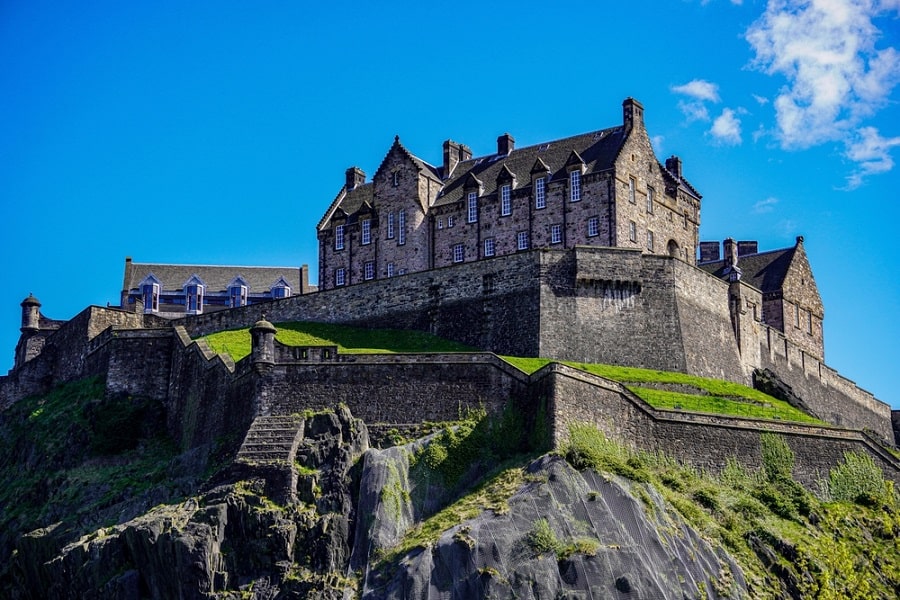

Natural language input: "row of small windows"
[336,211,406,251]
[454,173,584,226]
[334,262,408,287]
[140,280,291,314]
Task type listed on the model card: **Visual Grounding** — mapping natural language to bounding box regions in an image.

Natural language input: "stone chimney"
[698,241,721,263]
[737,241,758,257]
[666,156,683,179]
[623,97,644,131]
[497,133,515,155]
[345,167,365,190]
[723,238,738,268]
[443,140,471,177]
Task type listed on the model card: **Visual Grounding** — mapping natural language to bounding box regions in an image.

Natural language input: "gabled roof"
[699,246,797,293]
[123,261,304,294]
[434,126,626,206]
[373,136,442,184]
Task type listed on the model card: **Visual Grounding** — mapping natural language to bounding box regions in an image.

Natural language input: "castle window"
[551,224,562,244]
[467,192,478,223]
[807,311,813,334]
[570,171,581,202]
[629,177,636,204]
[535,177,546,209]
[141,282,160,313]
[448,216,455,228]
[437,218,443,229]
[335,224,345,250]
[398,210,406,245]
[484,237,495,257]
[185,283,205,314]
[387,262,395,277]
[364,261,374,280]
[517,231,529,250]
[271,278,292,298]
[683,211,688,229]
[335,268,346,286]
[587,217,599,237]
[794,305,800,328]
[392,171,399,187]
[361,219,371,245]
[647,230,654,251]
[228,284,248,308]
[453,244,465,263]
[398,268,407,275]
[500,185,512,215]
[387,212,395,239]
[629,220,637,242]
[647,186,655,214]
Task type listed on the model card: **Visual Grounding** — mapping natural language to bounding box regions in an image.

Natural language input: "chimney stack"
[666,156,683,179]
[622,97,644,131]
[443,140,472,177]
[345,167,365,190]
[497,133,515,155]
[698,241,721,263]
[723,238,738,268]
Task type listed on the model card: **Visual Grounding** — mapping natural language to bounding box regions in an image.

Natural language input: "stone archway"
[667,239,680,258]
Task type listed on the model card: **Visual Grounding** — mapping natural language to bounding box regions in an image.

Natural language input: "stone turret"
[251,317,277,372]
[20,294,41,332]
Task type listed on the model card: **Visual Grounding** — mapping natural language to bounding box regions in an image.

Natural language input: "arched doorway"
[667,239,680,258]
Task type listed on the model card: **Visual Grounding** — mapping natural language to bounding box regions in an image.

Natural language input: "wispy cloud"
[843,126,900,189]
[651,135,665,155]
[753,196,779,213]
[710,108,743,145]
[745,0,900,184]
[672,80,721,103]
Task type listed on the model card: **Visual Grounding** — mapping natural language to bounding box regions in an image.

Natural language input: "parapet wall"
[543,363,900,488]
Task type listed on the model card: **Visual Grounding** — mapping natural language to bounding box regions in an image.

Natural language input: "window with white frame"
[453,244,464,263]
[142,282,160,313]
[229,284,248,308]
[500,184,511,215]
[387,212,395,238]
[647,230,654,251]
[570,171,581,202]
[535,177,546,209]
[467,192,478,223]
[364,261,374,280]
[629,220,637,242]
[628,177,636,203]
[335,224,345,250]
[271,279,292,298]
[398,210,406,245]
[185,283,204,314]
[517,231,529,250]
[335,268,346,286]
[437,218,443,229]
[551,224,562,244]
[647,186,655,214]
[484,237,495,257]
[361,218,371,245]
[587,217,599,237]
[448,215,455,228]
[387,262,395,277]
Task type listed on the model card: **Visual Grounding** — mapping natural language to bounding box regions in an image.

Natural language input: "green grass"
[200,321,474,361]
[501,356,822,424]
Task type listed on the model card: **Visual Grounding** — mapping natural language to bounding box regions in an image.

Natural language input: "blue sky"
[2,1,899,407]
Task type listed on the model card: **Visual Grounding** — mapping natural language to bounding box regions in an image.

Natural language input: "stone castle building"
[317,99,700,289]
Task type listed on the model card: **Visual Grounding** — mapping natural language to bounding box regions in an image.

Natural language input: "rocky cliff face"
[2,382,898,599]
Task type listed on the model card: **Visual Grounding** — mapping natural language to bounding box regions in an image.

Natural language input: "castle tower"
[20,294,41,332]
[250,317,277,372]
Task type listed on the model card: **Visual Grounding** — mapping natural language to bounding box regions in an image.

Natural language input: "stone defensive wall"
[539,362,900,488]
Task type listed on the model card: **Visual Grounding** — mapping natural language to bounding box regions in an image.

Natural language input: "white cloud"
[843,126,900,188]
[671,80,721,102]
[745,0,900,150]
[677,100,711,122]
[752,94,769,105]
[710,108,743,145]
[651,135,665,154]
[753,196,779,213]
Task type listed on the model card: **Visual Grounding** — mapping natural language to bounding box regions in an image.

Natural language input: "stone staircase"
[236,414,305,465]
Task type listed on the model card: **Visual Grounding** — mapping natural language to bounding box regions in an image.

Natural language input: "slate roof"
[699,246,796,293]
[434,127,627,206]
[122,261,304,293]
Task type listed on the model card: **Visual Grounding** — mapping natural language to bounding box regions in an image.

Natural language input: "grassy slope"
[204,322,819,424]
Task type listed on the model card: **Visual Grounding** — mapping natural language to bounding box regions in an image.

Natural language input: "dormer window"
[227,277,249,308]
[271,277,292,299]
[361,218,371,245]
[500,185,511,216]
[139,275,160,314]
[570,171,581,202]
[184,276,205,314]
[535,177,546,209]
[467,192,478,223]
[335,224,345,250]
